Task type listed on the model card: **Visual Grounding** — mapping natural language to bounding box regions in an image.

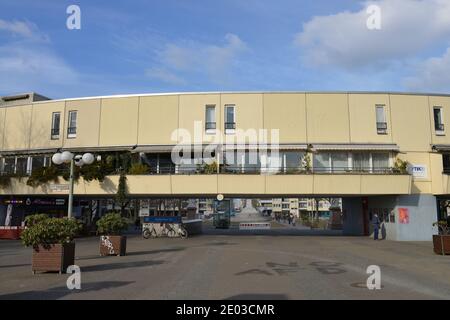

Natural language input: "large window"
[434,107,445,134]
[205,105,216,132]
[444,154,450,174]
[67,110,77,138]
[225,105,235,131]
[314,152,391,173]
[376,105,387,134]
[51,112,61,139]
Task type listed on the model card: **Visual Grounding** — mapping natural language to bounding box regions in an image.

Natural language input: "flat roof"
[6,90,450,106]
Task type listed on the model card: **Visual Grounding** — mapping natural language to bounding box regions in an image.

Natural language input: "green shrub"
[27,166,60,187]
[21,216,81,249]
[128,163,150,175]
[96,212,129,235]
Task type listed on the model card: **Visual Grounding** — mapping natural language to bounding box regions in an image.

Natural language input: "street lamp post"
[52,151,96,218]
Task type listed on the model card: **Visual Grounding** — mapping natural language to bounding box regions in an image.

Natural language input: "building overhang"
[311,143,400,152]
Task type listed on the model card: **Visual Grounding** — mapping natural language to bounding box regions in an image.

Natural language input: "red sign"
[398,208,410,224]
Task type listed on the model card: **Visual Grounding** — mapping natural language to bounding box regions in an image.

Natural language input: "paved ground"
[0,230,449,300]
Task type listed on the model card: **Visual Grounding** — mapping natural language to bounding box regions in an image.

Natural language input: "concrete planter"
[32,242,75,274]
[100,235,127,256]
[433,235,450,255]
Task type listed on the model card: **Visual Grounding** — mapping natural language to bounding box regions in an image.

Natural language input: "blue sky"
[1,0,450,99]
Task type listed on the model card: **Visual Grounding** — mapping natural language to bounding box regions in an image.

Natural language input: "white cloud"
[145,67,186,86]
[0,19,49,42]
[154,33,248,85]
[0,45,78,94]
[404,48,450,92]
[294,0,450,70]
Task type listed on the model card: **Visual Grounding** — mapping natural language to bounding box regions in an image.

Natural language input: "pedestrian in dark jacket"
[372,214,380,240]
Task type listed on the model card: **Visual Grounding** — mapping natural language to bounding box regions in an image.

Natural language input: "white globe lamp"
[61,151,74,163]
[82,153,95,165]
[52,153,63,165]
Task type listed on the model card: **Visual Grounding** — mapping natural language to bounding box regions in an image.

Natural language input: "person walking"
[134,217,141,231]
[372,213,380,240]
[292,215,297,227]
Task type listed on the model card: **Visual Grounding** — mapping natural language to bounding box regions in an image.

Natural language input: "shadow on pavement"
[0,281,134,300]
[0,263,30,269]
[81,260,165,273]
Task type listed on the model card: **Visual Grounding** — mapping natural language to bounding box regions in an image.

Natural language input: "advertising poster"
[399,208,410,224]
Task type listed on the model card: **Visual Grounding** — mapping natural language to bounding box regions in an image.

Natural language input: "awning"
[432,145,450,152]
[0,148,59,156]
[311,143,400,151]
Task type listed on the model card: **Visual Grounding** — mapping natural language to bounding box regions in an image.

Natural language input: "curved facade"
[1,91,450,240]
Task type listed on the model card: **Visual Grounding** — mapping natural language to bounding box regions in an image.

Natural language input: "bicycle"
[143,223,188,239]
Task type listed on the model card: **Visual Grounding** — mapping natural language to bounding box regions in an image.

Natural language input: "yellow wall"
[306,93,350,143]
[263,93,307,143]
[63,99,101,148]
[390,94,431,152]
[138,95,179,145]
[30,101,65,149]
[348,94,392,144]
[3,104,32,150]
[99,97,139,146]
[178,94,221,144]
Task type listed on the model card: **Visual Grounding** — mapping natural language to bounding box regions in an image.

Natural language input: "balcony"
[0,169,412,197]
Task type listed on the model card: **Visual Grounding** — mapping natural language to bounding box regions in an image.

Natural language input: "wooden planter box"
[433,235,450,255]
[32,242,75,274]
[100,235,127,256]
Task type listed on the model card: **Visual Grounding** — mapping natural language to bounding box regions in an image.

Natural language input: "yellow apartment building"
[0,91,449,240]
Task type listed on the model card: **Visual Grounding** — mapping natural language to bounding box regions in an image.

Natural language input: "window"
[225,105,235,131]
[353,153,371,172]
[376,105,387,134]
[51,112,61,139]
[2,157,15,175]
[67,110,77,138]
[434,107,445,134]
[331,152,349,172]
[313,153,330,173]
[205,105,216,132]
[15,157,28,175]
[372,153,390,173]
[443,154,450,174]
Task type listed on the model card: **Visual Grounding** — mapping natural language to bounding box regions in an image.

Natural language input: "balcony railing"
[377,122,388,133]
[67,127,77,135]
[435,123,445,132]
[205,122,216,130]
[137,165,406,176]
[225,122,236,130]
[50,128,60,139]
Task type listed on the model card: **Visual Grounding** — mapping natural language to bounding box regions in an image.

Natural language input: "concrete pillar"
[342,197,365,236]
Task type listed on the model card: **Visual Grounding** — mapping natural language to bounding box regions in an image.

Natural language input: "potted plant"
[21,214,81,274]
[432,221,450,255]
[96,212,128,256]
